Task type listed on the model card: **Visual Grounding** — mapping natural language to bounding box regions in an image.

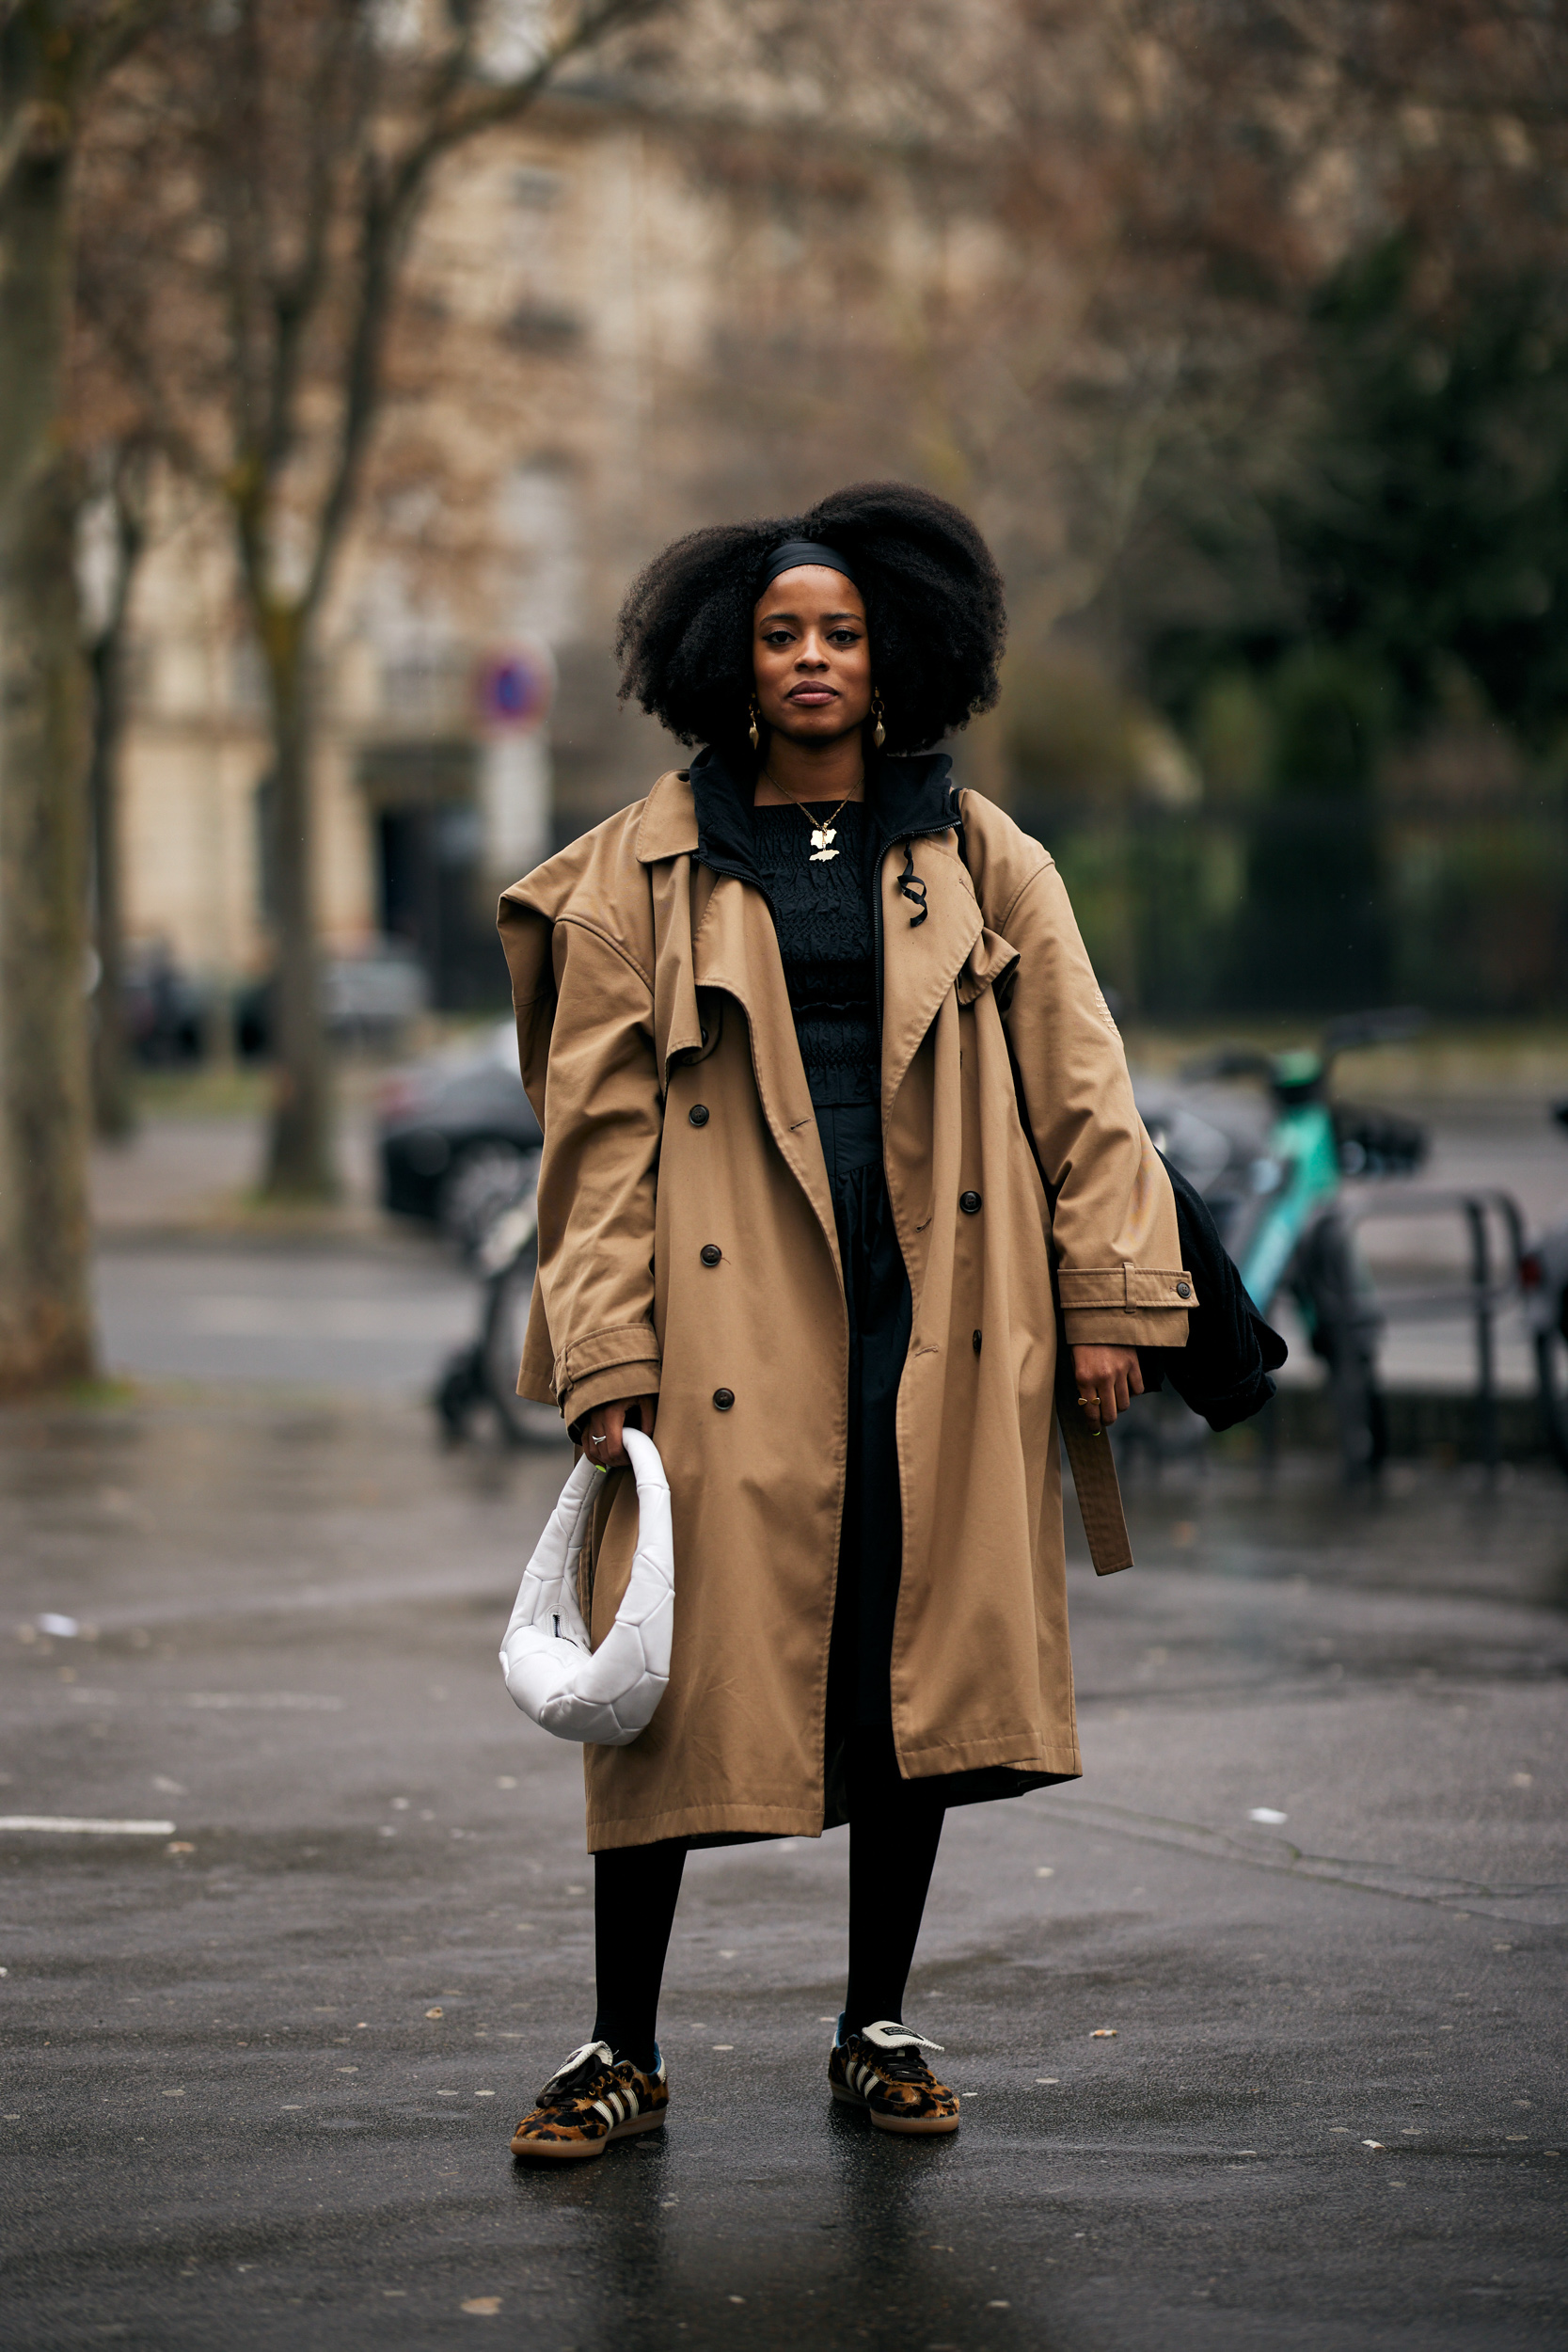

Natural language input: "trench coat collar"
[632,746,962,873]
[634,765,700,865]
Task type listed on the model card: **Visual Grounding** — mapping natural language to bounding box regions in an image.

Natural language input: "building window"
[511,167,562,211]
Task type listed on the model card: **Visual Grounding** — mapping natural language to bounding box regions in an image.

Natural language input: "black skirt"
[816,1101,912,1733]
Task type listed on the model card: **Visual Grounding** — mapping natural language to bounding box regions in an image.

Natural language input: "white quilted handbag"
[499,1427,673,1746]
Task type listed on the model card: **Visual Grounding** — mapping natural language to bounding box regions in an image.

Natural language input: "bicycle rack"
[1317,1188,1527,1473]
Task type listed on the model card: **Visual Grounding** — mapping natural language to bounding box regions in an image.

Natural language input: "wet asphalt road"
[94,1238,477,1396]
[2,1391,1566,2352]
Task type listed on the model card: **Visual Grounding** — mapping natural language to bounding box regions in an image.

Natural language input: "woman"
[498,482,1192,2159]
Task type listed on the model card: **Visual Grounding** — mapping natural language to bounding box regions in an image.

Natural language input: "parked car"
[378,1019,541,1244]
[323,940,430,1041]
[236,938,431,1059]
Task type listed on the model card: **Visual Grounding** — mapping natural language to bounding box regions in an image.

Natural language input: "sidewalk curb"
[93,1222,445,1261]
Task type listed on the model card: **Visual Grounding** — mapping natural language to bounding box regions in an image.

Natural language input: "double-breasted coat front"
[498,757,1191,1852]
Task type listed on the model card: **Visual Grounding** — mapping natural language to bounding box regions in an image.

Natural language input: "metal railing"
[1320,1188,1527,1474]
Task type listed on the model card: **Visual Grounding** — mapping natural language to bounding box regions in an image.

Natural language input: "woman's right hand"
[581,1396,657,1470]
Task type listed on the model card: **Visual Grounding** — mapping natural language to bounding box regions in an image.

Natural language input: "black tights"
[592,1728,944,2070]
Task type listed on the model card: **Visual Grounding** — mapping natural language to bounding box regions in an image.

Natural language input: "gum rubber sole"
[510,2107,666,2160]
[830,2082,960,2136]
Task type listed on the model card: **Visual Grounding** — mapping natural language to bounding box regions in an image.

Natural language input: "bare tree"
[0,0,175,1395]
[853,1,1568,672]
[78,439,153,1139]
[80,0,668,1200]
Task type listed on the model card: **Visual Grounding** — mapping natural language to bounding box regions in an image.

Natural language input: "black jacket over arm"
[1138,1155,1288,1431]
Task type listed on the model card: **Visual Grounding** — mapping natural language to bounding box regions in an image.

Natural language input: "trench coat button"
[689,1104,709,1127]
[1177,1279,1192,1298]
[700,1025,709,1045]
[700,1244,722,1267]
[973,1329,982,1355]
[712,1387,735,1411]
[959,1189,982,1215]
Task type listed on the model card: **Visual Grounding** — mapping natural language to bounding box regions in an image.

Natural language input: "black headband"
[757,537,860,594]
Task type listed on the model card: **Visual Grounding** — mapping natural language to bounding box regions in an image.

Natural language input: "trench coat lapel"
[879,834,982,1117]
[691,874,841,1275]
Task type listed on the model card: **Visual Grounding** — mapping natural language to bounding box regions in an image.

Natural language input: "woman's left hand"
[1070,1345,1144,1430]
[581,1395,658,1470]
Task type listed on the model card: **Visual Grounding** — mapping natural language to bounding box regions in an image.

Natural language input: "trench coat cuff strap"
[1058,1266,1196,1311]
[553,1324,661,1392]
[1064,1308,1193,1347]
[561,1359,662,1434]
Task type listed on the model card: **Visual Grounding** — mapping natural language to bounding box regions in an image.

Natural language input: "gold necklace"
[761,775,856,862]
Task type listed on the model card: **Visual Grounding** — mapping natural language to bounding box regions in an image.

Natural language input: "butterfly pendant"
[809,826,839,862]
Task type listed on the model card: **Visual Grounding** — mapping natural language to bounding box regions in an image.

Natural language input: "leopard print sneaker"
[828,2018,960,2136]
[509,2038,669,2161]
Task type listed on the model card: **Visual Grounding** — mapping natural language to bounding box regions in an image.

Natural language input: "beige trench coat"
[498,768,1191,1851]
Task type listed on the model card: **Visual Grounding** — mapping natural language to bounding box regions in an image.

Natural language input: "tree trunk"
[261,620,336,1199]
[0,123,96,1392]
[88,519,138,1140]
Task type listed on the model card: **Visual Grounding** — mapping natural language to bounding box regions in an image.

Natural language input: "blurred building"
[109,27,1568,1030]
[111,83,991,1014]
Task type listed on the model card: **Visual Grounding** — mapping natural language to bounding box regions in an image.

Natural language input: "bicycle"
[433,1148,565,1447]
[1141,1009,1428,1475]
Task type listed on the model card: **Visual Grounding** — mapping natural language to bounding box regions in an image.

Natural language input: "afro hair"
[614,481,1006,758]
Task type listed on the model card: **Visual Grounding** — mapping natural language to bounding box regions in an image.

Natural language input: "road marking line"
[182,1692,343,1710]
[0,1816,176,1836]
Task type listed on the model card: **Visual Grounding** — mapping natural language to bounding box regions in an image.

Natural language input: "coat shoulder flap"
[956,789,1055,930]
[498,786,687,1105]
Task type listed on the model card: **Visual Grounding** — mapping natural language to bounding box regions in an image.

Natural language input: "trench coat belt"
[1055,1352,1134,1577]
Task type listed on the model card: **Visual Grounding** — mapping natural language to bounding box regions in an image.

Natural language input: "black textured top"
[751,801,878,1107]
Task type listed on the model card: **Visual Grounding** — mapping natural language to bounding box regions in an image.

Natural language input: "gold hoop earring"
[748,696,761,753]
[872,691,887,751]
